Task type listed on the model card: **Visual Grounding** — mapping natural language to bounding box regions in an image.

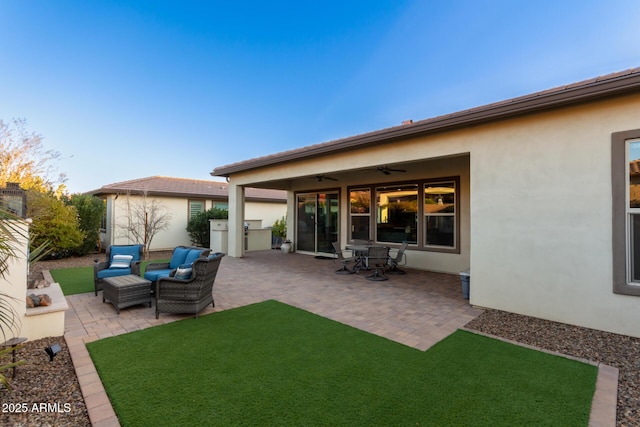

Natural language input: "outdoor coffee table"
[103,275,153,314]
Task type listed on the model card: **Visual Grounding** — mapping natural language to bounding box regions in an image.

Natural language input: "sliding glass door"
[296,192,339,254]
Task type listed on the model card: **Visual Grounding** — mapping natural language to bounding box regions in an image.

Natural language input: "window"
[348,177,459,252]
[376,184,418,244]
[424,181,456,247]
[214,202,228,210]
[99,199,108,231]
[628,139,640,282]
[349,189,370,241]
[188,200,205,219]
[612,129,640,296]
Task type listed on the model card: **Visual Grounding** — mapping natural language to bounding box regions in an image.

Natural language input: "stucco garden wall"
[245,201,287,230]
[2,220,28,339]
[2,221,66,341]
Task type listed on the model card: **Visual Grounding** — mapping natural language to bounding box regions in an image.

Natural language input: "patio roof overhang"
[211,67,640,179]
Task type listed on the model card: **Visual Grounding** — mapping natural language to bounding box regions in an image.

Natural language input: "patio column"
[227,183,245,258]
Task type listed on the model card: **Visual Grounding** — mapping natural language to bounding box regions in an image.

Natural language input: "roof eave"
[211,70,640,177]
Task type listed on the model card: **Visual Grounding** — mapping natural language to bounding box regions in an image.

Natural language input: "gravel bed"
[0,337,89,426]
[2,253,638,426]
[1,251,172,427]
[465,309,640,427]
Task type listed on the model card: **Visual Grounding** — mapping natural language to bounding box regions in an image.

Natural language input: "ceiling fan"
[377,166,407,175]
[316,175,338,182]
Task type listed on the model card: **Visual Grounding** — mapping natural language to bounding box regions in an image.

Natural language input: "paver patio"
[57,250,615,426]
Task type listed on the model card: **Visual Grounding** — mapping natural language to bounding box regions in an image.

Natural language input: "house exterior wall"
[245,201,287,230]
[470,93,640,338]
[224,92,640,338]
[101,194,285,251]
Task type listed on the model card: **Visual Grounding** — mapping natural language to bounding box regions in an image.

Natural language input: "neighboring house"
[87,176,286,251]
[211,67,640,339]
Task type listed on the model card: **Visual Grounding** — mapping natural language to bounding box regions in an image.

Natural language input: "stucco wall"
[2,220,28,338]
[469,94,640,338]
[104,194,285,251]
[245,202,287,230]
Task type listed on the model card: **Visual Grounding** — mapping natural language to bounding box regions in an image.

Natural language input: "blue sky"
[2,1,640,193]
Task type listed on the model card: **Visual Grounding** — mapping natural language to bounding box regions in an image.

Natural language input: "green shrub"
[272,216,286,242]
[186,207,228,247]
[67,194,104,255]
[27,190,84,258]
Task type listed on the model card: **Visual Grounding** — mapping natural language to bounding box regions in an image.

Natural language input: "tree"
[66,194,104,255]
[27,190,84,258]
[117,191,172,258]
[186,207,228,247]
[0,118,66,193]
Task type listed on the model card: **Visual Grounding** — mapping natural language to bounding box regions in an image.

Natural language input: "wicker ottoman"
[103,275,153,314]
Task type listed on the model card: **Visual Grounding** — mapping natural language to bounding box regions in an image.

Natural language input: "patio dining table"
[345,243,389,272]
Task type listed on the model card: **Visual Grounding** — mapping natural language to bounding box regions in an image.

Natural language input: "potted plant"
[280,239,292,253]
[272,216,291,252]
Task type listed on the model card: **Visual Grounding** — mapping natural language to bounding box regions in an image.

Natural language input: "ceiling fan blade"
[316,175,338,182]
[377,166,406,175]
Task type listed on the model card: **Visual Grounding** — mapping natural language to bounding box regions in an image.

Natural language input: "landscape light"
[45,344,61,361]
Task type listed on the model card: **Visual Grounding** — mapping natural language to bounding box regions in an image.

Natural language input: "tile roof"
[211,67,640,176]
[87,176,286,202]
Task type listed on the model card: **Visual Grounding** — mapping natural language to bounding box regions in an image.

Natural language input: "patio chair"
[387,241,409,274]
[144,245,211,287]
[364,246,390,281]
[155,253,225,319]
[94,244,144,295]
[331,241,355,274]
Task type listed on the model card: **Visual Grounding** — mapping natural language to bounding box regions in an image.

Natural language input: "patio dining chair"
[364,245,390,281]
[387,241,409,274]
[331,241,355,274]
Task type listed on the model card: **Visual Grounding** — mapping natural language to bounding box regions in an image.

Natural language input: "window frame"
[424,180,457,249]
[188,199,205,220]
[348,188,372,242]
[612,129,640,296]
[347,176,460,253]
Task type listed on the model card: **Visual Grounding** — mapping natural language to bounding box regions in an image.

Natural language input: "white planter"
[280,242,292,253]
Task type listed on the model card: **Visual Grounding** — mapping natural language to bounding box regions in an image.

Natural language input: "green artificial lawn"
[51,260,169,295]
[87,300,597,426]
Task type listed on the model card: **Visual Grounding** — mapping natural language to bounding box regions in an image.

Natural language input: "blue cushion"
[208,252,224,260]
[169,247,191,269]
[97,267,132,279]
[184,249,203,266]
[110,245,142,263]
[144,269,174,282]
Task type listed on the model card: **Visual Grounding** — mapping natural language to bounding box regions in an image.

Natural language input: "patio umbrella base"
[366,272,388,281]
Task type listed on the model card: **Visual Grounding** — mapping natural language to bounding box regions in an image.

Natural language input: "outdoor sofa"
[155,252,225,319]
[144,245,211,285]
